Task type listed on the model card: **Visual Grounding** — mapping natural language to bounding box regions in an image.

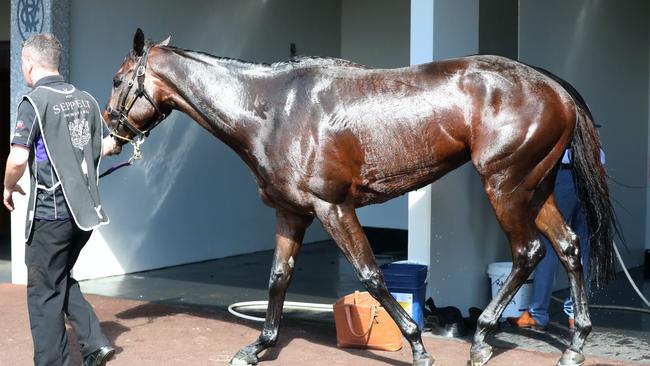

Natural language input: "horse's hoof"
[556,349,585,366]
[414,353,435,366]
[230,350,258,366]
[468,345,493,366]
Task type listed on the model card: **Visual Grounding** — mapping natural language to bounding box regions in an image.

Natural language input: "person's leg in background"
[553,168,590,327]
[525,232,560,328]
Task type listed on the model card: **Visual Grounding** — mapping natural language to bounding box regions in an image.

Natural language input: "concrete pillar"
[11,0,70,119]
[9,0,70,284]
[407,0,434,270]
[408,0,510,314]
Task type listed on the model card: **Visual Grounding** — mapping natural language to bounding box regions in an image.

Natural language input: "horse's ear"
[133,28,145,56]
[159,35,171,47]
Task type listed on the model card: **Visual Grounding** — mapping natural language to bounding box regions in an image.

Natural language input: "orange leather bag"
[333,291,403,351]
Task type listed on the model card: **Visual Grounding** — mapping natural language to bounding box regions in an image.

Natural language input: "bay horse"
[103,29,616,366]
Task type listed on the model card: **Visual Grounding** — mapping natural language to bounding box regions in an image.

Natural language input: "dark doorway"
[479,0,519,60]
[0,40,10,262]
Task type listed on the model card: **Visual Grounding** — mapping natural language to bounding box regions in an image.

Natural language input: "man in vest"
[3,33,120,366]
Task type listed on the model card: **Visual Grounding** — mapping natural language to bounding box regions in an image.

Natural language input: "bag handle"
[344,304,377,338]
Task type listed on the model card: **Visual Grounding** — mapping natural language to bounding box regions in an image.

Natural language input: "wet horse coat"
[104,29,615,366]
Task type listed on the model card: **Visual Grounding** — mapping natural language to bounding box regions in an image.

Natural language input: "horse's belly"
[355,142,470,206]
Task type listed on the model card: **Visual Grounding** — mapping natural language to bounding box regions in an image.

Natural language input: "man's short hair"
[22,33,62,70]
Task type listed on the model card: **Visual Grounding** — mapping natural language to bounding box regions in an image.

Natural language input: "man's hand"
[3,185,26,211]
[4,145,29,211]
[102,136,122,157]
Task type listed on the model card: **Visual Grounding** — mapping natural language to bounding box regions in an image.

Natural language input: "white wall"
[519,0,650,268]
[408,0,511,314]
[65,0,341,280]
[340,0,410,230]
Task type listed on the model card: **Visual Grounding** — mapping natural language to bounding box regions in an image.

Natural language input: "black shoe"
[83,346,115,366]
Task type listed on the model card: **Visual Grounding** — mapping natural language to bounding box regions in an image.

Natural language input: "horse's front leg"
[315,201,435,366]
[230,209,313,366]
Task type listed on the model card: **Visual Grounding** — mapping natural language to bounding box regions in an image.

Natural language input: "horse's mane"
[160,45,368,70]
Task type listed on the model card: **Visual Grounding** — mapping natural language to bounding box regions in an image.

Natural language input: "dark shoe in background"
[506,310,546,331]
[83,345,115,366]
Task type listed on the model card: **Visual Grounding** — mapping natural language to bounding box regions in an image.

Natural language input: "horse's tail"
[570,104,617,288]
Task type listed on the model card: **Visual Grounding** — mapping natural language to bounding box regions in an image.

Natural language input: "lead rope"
[98,135,146,179]
[129,135,145,163]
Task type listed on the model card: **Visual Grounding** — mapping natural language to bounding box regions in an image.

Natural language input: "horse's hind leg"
[315,201,435,366]
[536,195,590,366]
[230,209,313,366]
[470,185,546,366]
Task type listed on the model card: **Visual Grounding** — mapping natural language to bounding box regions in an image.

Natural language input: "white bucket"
[487,262,534,320]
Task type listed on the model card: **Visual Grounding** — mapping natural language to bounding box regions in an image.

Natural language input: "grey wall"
[341,0,410,68]
[69,0,340,277]
[0,0,8,41]
[340,0,410,229]
[519,0,650,268]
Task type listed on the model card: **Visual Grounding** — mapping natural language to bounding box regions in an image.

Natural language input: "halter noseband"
[105,46,167,160]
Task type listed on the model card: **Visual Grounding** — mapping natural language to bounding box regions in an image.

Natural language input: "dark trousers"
[26,219,108,366]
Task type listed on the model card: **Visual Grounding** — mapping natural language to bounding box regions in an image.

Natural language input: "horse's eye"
[113,77,122,88]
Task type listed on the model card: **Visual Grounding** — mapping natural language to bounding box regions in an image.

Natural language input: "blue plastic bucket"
[380,262,428,329]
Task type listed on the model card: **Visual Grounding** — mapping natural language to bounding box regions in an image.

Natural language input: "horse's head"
[103,28,172,147]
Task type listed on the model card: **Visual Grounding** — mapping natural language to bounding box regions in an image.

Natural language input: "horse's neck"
[159,50,272,152]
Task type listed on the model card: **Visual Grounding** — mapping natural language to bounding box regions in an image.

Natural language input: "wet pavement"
[2,233,649,364]
[78,241,650,364]
[0,283,637,366]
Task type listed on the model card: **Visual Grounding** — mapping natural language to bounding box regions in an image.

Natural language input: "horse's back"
[265,55,577,209]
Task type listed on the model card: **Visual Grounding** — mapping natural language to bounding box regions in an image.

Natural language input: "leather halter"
[105,46,168,158]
